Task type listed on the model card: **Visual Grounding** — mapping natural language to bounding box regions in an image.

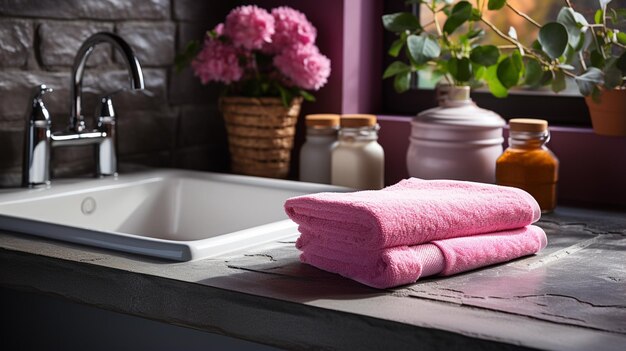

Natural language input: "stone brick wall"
[0,0,231,187]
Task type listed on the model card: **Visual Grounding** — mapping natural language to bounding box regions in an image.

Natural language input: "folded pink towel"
[298,225,547,289]
[285,178,541,250]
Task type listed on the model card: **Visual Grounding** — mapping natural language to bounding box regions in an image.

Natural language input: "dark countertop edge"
[1,247,534,351]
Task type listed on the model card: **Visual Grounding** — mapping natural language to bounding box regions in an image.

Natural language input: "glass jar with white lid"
[331,114,384,190]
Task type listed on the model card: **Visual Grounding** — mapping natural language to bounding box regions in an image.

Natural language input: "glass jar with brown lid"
[496,118,559,213]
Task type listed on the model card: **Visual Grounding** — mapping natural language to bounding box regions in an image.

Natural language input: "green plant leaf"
[174,40,200,73]
[486,64,508,98]
[277,85,294,107]
[524,59,543,87]
[603,65,623,89]
[575,67,604,96]
[616,51,626,74]
[617,32,626,45]
[595,9,603,24]
[496,54,522,88]
[557,7,588,48]
[557,64,575,70]
[394,71,411,93]
[590,50,605,68]
[470,7,481,21]
[382,12,422,33]
[474,65,487,80]
[470,45,500,66]
[487,0,506,10]
[538,22,569,60]
[297,89,315,102]
[407,34,441,65]
[551,70,566,93]
[383,61,411,79]
[388,38,405,57]
[466,28,485,40]
[443,1,472,34]
[448,57,472,82]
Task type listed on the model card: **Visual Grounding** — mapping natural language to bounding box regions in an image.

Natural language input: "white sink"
[0,169,344,261]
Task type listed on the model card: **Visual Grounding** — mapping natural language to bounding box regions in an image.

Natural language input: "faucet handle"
[27,84,53,123]
[23,84,53,187]
[96,96,115,122]
[95,96,117,176]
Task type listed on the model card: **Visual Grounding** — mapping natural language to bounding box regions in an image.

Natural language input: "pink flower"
[274,45,331,90]
[224,5,275,50]
[191,36,243,84]
[270,7,317,52]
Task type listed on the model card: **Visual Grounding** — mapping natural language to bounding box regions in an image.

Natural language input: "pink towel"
[298,225,547,289]
[285,178,541,250]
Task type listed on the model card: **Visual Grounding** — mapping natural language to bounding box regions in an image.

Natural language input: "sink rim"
[0,169,347,261]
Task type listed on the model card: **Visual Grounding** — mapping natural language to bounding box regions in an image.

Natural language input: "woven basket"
[220,96,303,178]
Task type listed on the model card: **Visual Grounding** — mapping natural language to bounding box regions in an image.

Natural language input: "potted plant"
[176,5,331,177]
[524,0,626,136]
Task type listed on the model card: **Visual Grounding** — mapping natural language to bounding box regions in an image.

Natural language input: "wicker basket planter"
[219,96,303,178]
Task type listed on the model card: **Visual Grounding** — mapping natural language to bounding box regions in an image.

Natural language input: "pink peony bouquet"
[178,5,331,106]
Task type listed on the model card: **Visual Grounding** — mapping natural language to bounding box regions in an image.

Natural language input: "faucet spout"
[70,32,144,132]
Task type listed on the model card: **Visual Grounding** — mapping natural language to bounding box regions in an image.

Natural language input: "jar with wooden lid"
[300,114,340,184]
[331,114,384,190]
[496,118,559,212]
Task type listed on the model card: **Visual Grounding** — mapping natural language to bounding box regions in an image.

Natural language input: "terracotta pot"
[219,96,303,178]
[584,89,626,137]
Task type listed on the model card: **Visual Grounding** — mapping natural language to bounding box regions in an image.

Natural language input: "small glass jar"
[496,118,559,212]
[299,114,340,184]
[331,114,384,190]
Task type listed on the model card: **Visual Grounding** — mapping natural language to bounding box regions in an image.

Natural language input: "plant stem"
[480,17,530,51]
[430,1,443,37]
[423,19,436,29]
[506,3,541,28]
[564,0,573,8]
[481,16,577,80]
[579,52,587,71]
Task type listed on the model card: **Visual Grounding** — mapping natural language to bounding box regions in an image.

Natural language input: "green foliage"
[407,34,441,65]
[497,51,523,88]
[383,12,422,33]
[522,1,626,95]
[487,0,506,11]
[443,1,473,34]
[538,23,569,60]
[174,40,200,73]
[382,0,626,97]
[381,1,515,97]
[575,67,604,96]
[470,45,499,66]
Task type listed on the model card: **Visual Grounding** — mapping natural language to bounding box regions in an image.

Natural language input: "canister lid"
[340,114,377,127]
[509,118,548,132]
[305,114,340,127]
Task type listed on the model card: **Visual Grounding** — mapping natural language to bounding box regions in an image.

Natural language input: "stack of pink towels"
[284,178,547,289]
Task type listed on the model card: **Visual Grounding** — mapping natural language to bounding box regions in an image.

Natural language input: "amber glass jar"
[496,119,559,212]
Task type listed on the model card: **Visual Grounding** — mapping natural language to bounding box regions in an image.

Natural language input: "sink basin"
[0,170,344,261]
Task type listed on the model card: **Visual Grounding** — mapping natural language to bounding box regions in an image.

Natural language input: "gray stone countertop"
[1,206,625,350]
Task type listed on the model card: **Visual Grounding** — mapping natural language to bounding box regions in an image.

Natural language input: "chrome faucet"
[22,32,144,187]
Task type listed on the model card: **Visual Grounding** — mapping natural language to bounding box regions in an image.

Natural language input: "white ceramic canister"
[406,86,505,183]
[300,114,340,184]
